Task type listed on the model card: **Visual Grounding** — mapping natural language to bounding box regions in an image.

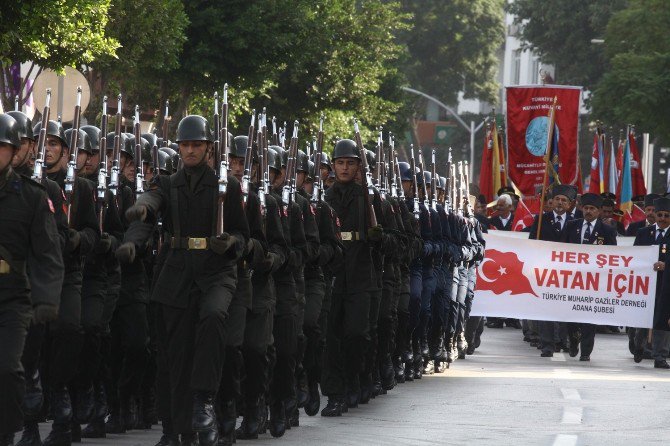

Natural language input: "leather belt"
[170,237,209,250]
[340,231,362,241]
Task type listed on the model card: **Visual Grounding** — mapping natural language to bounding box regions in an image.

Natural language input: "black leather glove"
[258,253,276,273]
[125,204,147,222]
[247,239,266,269]
[33,304,59,324]
[95,232,112,254]
[66,228,81,253]
[367,225,383,242]
[115,242,136,264]
[209,233,235,255]
[286,250,301,269]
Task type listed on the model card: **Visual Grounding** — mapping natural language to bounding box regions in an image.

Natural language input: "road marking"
[561,406,583,424]
[560,388,581,401]
[551,353,567,362]
[552,434,578,446]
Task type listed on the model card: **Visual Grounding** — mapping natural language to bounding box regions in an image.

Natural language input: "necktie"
[583,222,591,244]
[657,229,665,243]
[554,215,562,231]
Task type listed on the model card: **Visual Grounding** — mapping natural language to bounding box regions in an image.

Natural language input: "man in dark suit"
[562,193,617,361]
[528,184,576,357]
[626,193,661,236]
[632,197,670,368]
[489,194,514,231]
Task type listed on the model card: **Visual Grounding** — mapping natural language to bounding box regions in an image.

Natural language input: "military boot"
[320,397,342,417]
[235,401,260,440]
[268,401,286,438]
[304,380,321,416]
[42,422,72,446]
[15,422,41,446]
[217,399,236,445]
[23,370,44,420]
[74,384,94,425]
[192,391,217,432]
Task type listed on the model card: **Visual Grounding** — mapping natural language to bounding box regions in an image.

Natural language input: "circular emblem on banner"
[525,116,559,157]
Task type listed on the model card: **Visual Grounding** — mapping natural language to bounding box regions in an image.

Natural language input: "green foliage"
[0,0,118,69]
[592,0,670,142]
[508,0,626,93]
[400,0,505,105]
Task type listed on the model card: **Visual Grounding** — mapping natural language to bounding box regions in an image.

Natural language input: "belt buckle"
[341,232,352,241]
[188,238,208,250]
[0,260,9,274]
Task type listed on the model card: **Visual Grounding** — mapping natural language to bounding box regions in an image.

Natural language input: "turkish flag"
[511,199,535,232]
[622,204,646,230]
[476,249,537,297]
[628,132,647,197]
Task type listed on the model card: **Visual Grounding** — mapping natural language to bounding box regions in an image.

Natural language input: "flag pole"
[536,96,558,240]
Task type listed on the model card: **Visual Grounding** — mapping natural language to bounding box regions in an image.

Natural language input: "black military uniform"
[321,139,380,416]
[0,113,64,445]
[118,115,249,445]
[40,122,100,446]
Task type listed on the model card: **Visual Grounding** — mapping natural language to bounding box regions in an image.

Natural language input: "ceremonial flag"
[622,204,646,231]
[505,86,581,196]
[479,125,494,203]
[607,135,618,195]
[491,122,503,197]
[498,129,508,186]
[589,131,605,194]
[511,199,535,232]
[627,130,647,197]
[618,131,633,213]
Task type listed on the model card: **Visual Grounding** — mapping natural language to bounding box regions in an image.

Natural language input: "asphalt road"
[33,326,670,445]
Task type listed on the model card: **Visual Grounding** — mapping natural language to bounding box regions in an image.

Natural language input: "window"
[512,49,522,85]
[530,55,540,84]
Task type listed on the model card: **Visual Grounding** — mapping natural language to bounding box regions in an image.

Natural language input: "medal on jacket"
[663,244,667,254]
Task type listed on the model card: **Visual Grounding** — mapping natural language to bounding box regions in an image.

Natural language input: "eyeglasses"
[657,212,670,218]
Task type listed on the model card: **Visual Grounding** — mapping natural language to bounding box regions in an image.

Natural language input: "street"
[38,327,670,446]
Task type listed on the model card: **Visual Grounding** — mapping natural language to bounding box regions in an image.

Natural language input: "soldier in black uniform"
[0,114,64,446]
[38,120,100,446]
[321,139,382,416]
[117,115,249,445]
[7,110,69,446]
[236,145,289,441]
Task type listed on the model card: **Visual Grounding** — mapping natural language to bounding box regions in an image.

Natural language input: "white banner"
[487,229,636,246]
[471,233,658,327]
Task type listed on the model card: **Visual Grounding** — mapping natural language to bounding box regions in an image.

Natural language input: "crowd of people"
[0,108,487,446]
[475,186,670,366]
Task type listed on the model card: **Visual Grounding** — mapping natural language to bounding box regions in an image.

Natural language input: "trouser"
[407,265,422,347]
[394,271,411,361]
[0,299,32,435]
[448,266,468,340]
[110,301,149,406]
[567,323,596,357]
[47,270,84,389]
[218,283,248,406]
[362,286,381,385]
[417,264,435,347]
[315,271,334,386]
[156,281,232,435]
[241,307,274,406]
[303,274,325,388]
[635,328,670,362]
[539,321,559,354]
[20,321,46,424]
[76,273,106,393]
[99,266,121,419]
[524,320,539,342]
[378,272,397,373]
[270,312,298,404]
[429,264,451,353]
[321,290,371,397]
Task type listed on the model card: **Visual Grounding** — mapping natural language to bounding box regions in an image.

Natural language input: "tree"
[508,0,626,94]
[0,0,118,111]
[399,0,505,105]
[592,0,670,143]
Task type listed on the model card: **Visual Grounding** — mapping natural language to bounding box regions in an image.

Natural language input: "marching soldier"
[0,113,64,446]
[117,115,249,445]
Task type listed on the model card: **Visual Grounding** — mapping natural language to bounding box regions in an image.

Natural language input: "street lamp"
[401,86,488,178]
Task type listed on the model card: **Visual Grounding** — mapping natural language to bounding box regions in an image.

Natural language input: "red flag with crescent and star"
[476,249,537,296]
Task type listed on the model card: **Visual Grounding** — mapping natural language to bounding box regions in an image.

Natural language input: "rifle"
[32,89,52,182]
[281,121,299,212]
[96,96,109,232]
[352,118,378,227]
[162,101,169,147]
[389,134,398,199]
[216,87,230,234]
[417,149,429,209]
[463,161,473,217]
[445,148,453,213]
[279,121,287,148]
[64,86,83,226]
[133,105,144,198]
[430,149,438,211]
[311,114,324,205]
[261,111,271,219]
[241,110,256,207]
[109,94,123,199]
[375,127,383,188]
[409,144,420,219]
[451,162,458,215]
[271,116,278,146]
[458,161,467,217]
[257,109,267,218]
[14,95,19,112]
